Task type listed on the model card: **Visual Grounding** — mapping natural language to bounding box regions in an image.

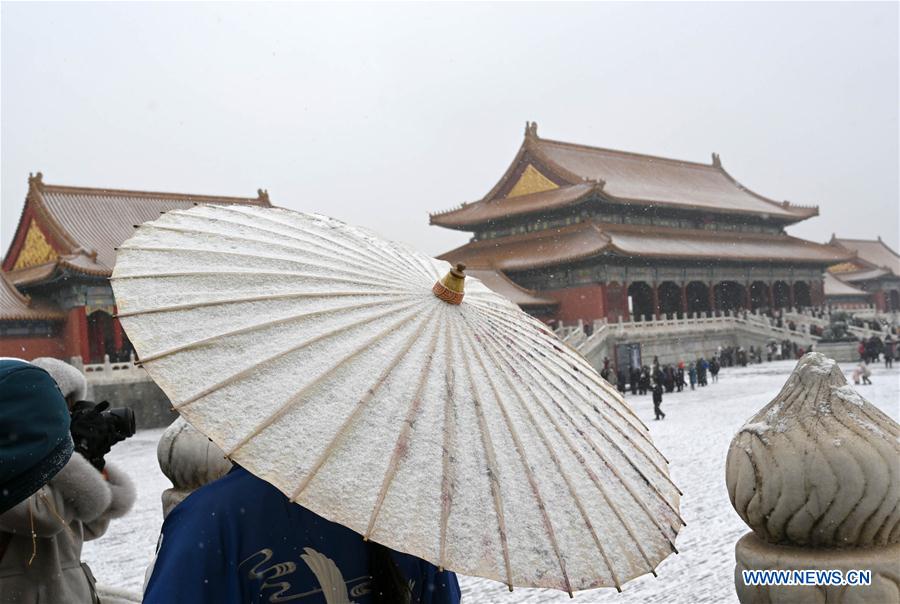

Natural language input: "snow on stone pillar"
[157,417,233,518]
[726,352,900,603]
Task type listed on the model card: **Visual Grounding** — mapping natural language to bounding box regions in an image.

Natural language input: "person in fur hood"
[0,359,136,604]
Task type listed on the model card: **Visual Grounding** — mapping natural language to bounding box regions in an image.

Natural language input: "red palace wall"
[603,281,628,321]
[0,336,66,360]
[542,284,606,323]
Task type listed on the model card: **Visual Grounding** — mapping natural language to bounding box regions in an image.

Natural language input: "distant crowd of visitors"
[600,355,723,422]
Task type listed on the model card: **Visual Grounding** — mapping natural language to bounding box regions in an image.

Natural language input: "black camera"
[70,400,136,470]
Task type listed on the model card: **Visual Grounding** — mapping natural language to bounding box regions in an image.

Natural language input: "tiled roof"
[831,237,900,277]
[0,271,64,321]
[431,125,818,229]
[439,222,850,271]
[823,272,869,298]
[432,184,597,228]
[836,267,892,283]
[440,224,611,272]
[467,269,557,307]
[3,173,272,278]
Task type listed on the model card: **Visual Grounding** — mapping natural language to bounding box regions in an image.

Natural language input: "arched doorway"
[628,282,654,321]
[685,281,710,315]
[773,281,791,309]
[750,281,769,311]
[87,310,116,363]
[714,281,746,312]
[658,281,683,318]
[793,281,811,308]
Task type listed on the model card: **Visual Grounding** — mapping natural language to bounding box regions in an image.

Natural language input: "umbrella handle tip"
[433,263,466,305]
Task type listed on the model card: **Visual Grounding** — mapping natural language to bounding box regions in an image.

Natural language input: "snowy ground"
[83,360,899,602]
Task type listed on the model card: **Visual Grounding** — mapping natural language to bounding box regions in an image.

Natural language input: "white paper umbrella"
[111,204,682,594]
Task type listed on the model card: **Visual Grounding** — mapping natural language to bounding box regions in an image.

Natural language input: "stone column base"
[735,532,900,603]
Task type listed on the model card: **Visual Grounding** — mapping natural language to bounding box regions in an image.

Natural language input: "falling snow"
[83,360,899,602]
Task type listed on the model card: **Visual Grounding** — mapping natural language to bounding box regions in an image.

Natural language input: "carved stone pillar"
[726,353,900,603]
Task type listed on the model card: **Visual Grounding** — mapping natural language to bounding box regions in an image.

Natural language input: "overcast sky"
[2,2,898,257]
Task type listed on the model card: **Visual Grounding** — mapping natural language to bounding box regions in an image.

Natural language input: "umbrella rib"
[188,206,428,284]
[173,301,418,409]
[470,304,654,443]
[363,323,442,541]
[288,307,437,502]
[471,329,659,578]
[473,322,684,531]
[461,329,574,598]
[469,312,676,491]
[474,305,654,440]
[119,245,418,294]
[476,338,623,592]
[438,304,459,572]
[115,291,406,319]
[479,311,675,477]
[471,302,655,439]
[451,319,515,592]
[137,222,420,286]
[138,299,404,364]
[111,269,396,291]
[518,362,682,551]
[224,306,429,458]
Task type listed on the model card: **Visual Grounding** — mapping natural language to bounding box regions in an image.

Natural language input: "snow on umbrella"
[110,204,683,595]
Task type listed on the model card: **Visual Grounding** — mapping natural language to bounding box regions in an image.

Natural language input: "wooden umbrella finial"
[433,263,466,305]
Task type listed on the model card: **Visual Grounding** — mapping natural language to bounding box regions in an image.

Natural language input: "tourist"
[664,365,675,393]
[639,366,651,395]
[688,364,697,390]
[885,336,895,368]
[142,464,460,604]
[697,358,708,387]
[629,366,640,395]
[600,357,612,384]
[616,368,628,395]
[859,360,873,385]
[675,362,685,392]
[0,360,135,604]
[0,360,73,514]
[710,357,720,383]
[652,374,665,420]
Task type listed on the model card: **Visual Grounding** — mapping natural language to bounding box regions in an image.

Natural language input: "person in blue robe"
[143,465,461,604]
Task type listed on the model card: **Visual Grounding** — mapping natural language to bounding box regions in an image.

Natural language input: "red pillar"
[622,282,630,321]
[708,282,716,314]
[651,283,660,319]
[65,306,90,361]
[743,284,751,310]
[680,284,688,316]
[112,306,124,355]
[767,283,774,308]
[788,282,795,308]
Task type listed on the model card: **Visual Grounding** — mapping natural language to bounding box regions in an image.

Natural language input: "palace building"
[1,173,271,361]
[826,236,900,311]
[431,123,850,323]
